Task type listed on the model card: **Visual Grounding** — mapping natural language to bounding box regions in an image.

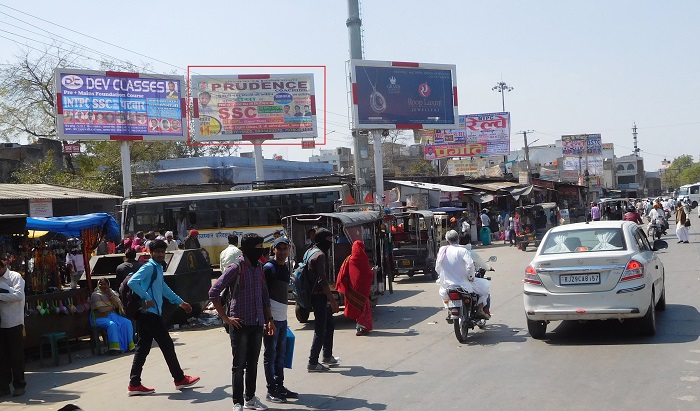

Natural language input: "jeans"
[0,325,26,391]
[230,325,264,405]
[129,313,184,387]
[263,320,287,391]
[308,294,334,365]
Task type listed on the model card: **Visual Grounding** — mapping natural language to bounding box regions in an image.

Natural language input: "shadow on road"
[542,304,700,345]
[279,393,387,410]
[5,371,103,406]
[458,323,529,346]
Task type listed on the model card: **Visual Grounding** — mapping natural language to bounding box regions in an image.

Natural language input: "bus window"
[300,193,315,213]
[135,203,164,232]
[191,199,219,229]
[692,186,699,195]
[221,198,248,227]
[315,192,337,212]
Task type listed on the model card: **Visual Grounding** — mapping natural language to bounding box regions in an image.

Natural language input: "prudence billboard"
[191,74,317,141]
[350,59,458,130]
[55,69,186,141]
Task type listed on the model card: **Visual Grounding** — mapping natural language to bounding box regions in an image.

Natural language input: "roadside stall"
[22,213,120,348]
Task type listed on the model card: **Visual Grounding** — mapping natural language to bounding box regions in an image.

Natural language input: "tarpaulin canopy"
[25,213,120,240]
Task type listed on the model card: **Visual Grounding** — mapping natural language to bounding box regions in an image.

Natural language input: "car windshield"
[541,228,626,254]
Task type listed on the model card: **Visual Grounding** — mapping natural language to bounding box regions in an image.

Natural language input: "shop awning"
[461,181,523,193]
[388,180,472,193]
[507,185,534,200]
[25,213,120,239]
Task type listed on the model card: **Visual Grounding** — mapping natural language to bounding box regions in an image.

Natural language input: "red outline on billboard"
[186,65,327,147]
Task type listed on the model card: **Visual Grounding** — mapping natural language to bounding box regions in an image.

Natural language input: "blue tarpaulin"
[25,213,120,239]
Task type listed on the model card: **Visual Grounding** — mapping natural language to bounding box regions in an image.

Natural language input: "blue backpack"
[292,248,321,309]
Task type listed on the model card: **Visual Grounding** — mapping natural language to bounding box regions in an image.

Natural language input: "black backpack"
[119,265,157,320]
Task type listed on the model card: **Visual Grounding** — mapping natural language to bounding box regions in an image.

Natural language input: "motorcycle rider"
[623,206,643,224]
[464,243,495,315]
[648,202,667,234]
[435,230,490,320]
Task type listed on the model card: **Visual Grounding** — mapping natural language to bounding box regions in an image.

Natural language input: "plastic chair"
[89,311,109,355]
[39,332,72,367]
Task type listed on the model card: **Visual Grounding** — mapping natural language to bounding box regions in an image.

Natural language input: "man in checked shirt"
[210,233,275,411]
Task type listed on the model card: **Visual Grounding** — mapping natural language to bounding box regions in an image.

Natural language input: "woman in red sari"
[335,240,374,336]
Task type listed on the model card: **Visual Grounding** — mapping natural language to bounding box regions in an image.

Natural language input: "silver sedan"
[523,221,667,339]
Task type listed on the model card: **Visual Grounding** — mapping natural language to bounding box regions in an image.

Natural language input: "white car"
[523,221,667,339]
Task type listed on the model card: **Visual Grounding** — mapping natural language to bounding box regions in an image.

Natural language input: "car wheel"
[655,279,666,311]
[639,292,656,336]
[295,303,310,323]
[527,318,547,339]
[521,242,528,252]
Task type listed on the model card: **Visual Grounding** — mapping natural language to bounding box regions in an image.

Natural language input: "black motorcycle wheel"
[453,306,469,343]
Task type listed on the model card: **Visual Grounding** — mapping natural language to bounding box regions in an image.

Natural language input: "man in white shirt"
[66,248,85,289]
[164,231,179,251]
[0,255,26,397]
[480,210,490,228]
[219,234,242,269]
[436,230,490,319]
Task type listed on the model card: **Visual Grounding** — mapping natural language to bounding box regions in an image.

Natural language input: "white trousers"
[439,278,490,306]
[676,223,689,242]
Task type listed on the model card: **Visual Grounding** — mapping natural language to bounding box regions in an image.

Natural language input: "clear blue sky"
[1,0,697,169]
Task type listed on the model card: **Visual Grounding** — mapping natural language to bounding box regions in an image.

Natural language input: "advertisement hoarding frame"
[54,69,187,142]
[350,59,459,130]
[190,72,318,142]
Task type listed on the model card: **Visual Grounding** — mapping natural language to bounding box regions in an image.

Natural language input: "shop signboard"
[55,69,186,141]
[191,74,317,141]
[29,198,53,217]
[562,134,602,156]
[351,59,458,130]
[424,143,487,160]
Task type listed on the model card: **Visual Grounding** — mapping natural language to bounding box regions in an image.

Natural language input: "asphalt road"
[4,226,700,411]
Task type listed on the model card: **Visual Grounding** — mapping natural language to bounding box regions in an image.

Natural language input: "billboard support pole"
[120,141,132,199]
[253,139,266,181]
[372,129,384,204]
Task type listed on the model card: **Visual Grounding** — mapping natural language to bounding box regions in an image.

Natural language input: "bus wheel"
[295,304,310,323]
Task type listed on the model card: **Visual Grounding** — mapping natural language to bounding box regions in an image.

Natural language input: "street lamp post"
[492,81,514,112]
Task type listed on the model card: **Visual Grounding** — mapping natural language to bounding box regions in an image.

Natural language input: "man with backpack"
[306,228,340,372]
[208,233,275,411]
[262,237,298,403]
[126,240,200,397]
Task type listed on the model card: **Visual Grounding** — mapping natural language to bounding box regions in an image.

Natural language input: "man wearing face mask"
[209,233,274,411]
[306,228,341,372]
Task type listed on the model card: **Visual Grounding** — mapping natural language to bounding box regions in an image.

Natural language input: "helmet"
[626,206,636,213]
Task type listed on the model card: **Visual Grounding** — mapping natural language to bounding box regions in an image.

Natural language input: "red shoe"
[128,384,155,396]
[174,375,200,390]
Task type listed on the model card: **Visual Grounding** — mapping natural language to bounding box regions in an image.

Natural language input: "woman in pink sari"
[335,240,374,336]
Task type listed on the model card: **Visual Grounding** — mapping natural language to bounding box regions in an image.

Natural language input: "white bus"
[677,183,700,208]
[121,184,353,264]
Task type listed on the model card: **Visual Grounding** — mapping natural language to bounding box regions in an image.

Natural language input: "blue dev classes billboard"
[351,59,458,130]
[54,69,186,141]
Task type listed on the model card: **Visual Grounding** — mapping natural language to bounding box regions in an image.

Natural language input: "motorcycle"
[445,256,496,343]
[647,216,665,240]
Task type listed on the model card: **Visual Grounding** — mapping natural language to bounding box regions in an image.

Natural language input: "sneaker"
[321,356,340,366]
[307,363,330,372]
[128,384,155,396]
[12,388,25,397]
[244,396,268,410]
[174,375,200,390]
[266,391,287,403]
[278,385,298,399]
[233,404,244,411]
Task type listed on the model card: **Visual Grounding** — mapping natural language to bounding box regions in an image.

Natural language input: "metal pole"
[501,90,505,112]
[120,141,132,199]
[522,131,532,184]
[253,140,265,181]
[372,130,384,204]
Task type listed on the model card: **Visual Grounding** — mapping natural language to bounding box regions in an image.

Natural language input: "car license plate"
[447,300,462,308]
[401,259,412,267]
[560,273,601,285]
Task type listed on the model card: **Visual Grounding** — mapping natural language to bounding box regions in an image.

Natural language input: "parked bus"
[677,183,700,209]
[121,184,353,264]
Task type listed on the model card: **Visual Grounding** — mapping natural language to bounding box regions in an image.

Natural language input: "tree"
[663,154,695,189]
[409,160,438,176]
